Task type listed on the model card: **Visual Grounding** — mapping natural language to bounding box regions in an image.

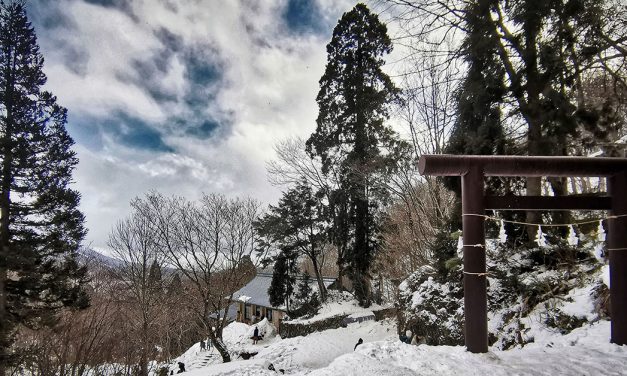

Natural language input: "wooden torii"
[418,155,627,353]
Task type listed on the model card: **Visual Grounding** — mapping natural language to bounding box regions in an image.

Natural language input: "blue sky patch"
[283,0,326,34]
[181,46,223,112]
[184,119,220,139]
[109,113,174,152]
[83,0,133,13]
[128,56,178,102]
[28,1,75,31]
[155,27,184,54]
[66,115,105,151]
[184,47,222,86]
[69,113,174,153]
[83,0,118,6]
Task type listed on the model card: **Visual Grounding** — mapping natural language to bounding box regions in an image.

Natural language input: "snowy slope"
[310,321,626,376]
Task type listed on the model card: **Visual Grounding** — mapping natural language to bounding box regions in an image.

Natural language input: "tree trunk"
[0,70,14,376]
[208,329,230,363]
[523,11,545,244]
[526,176,542,242]
[0,218,8,376]
[336,266,344,291]
[140,320,149,376]
[353,190,370,306]
[333,204,347,292]
[548,176,570,237]
[310,254,327,301]
[352,39,371,308]
[204,298,230,363]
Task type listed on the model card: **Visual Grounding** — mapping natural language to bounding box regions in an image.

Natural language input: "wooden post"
[462,166,488,353]
[609,171,627,345]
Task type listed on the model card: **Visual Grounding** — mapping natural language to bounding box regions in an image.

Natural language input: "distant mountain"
[78,248,181,274]
[78,247,122,268]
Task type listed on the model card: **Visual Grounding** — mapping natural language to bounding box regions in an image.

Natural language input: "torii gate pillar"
[609,171,627,345]
[462,166,487,353]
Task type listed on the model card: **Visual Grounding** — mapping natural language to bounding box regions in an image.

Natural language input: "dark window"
[266,309,273,320]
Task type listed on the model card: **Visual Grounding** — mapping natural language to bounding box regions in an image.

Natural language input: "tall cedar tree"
[445,0,507,187]
[0,2,88,369]
[306,3,402,307]
[255,182,328,301]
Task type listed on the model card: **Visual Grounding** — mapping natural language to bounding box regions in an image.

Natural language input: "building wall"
[235,301,284,330]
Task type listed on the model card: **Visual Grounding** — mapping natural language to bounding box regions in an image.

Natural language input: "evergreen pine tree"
[306,3,404,307]
[148,259,162,285]
[295,272,313,304]
[168,273,183,295]
[0,2,88,369]
[292,272,320,317]
[267,252,297,310]
[148,259,163,297]
[441,0,517,241]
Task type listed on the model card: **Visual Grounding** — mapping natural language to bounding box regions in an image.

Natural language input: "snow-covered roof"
[231,272,335,310]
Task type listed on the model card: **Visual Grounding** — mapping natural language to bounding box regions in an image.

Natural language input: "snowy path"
[254,320,396,371]
[180,320,396,375]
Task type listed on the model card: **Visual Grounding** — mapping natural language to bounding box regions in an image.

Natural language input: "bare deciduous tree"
[132,192,260,363]
[373,36,460,283]
[109,213,169,376]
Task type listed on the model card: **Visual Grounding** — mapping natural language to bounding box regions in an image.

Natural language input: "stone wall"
[373,307,397,321]
[280,307,398,338]
[280,314,348,338]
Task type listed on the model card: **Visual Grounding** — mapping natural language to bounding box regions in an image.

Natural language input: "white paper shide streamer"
[596,221,606,242]
[499,219,507,244]
[567,225,579,247]
[536,226,547,247]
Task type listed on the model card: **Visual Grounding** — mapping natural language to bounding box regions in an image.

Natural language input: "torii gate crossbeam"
[418,155,627,353]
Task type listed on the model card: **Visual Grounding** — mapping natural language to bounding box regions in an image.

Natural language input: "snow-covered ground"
[162,276,627,376]
[172,316,626,375]
[310,321,626,376]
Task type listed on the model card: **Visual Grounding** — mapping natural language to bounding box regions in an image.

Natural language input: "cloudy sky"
[27,0,403,252]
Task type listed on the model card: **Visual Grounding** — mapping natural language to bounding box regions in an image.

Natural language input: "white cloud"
[34,0,370,250]
[40,1,168,121]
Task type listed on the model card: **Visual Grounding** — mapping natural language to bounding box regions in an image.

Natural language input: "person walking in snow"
[354,338,363,351]
[177,362,186,373]
[200,340,206,351]
[253,326,259,344]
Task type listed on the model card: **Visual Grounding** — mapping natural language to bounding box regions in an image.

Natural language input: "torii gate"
[418,155,627,353]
